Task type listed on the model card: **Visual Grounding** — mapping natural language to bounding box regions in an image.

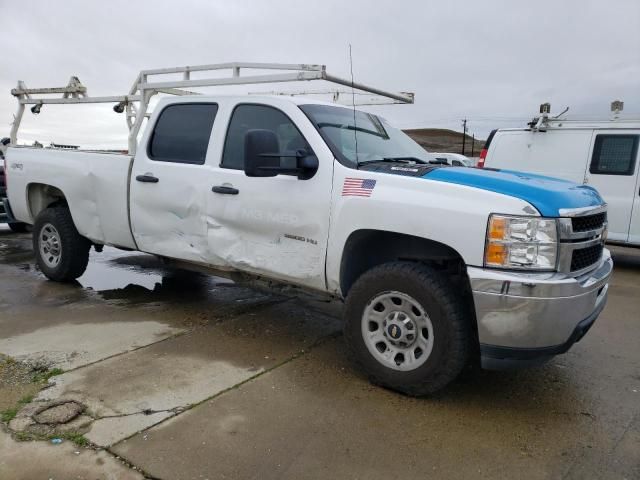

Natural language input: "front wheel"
[343,261,471,396]
[33,206,91,281]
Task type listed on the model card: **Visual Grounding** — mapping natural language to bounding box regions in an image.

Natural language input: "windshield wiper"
[316,122,388,139]
[358,156,429,167]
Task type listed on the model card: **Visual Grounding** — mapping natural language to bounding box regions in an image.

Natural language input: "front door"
[584,132,639,242]
[130,102,218,261]
[206,101,334,290]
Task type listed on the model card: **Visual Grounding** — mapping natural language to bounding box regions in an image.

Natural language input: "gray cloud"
[1,0,638,148]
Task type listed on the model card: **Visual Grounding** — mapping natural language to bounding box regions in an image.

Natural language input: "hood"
[423,167,604,217]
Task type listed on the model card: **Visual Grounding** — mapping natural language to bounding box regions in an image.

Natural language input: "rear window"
[589,135,638,175]
[148,103,218,164]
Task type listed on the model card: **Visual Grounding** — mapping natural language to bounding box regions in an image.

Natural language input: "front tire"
[33,206,91,281]
[343,261,471,396]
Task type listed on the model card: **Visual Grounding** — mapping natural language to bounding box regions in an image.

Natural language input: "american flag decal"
[342,177,377,197]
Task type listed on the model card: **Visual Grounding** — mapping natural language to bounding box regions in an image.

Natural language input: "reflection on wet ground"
[76,250,227,305]
[77,253,164,291]
[0,229,34,265]
[0,229,253,307]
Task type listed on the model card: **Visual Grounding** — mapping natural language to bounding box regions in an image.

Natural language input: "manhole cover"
[33,401,85,425]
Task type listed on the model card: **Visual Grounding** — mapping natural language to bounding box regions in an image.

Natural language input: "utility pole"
[471,133,475,157]
[461,119,467,155]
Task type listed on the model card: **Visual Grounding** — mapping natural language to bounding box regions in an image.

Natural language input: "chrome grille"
[557,206,607,275]
[570,244,603,272]
[571,212,607,233]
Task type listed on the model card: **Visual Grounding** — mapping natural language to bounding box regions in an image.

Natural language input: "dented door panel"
[130,164,211,262]
[205,99,334,290]
[130,101,218,262]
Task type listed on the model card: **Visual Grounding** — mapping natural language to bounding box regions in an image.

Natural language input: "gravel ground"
[0,354,42,415]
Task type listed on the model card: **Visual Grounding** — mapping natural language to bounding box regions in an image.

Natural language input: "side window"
[589,135,638,175]
[148,103,218,164]
[221,104,312,170]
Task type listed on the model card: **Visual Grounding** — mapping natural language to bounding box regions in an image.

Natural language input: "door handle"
[212,185,239,195]
[136,174,159,183]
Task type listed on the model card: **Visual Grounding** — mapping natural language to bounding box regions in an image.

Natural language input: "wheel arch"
[27,183,68,221]
[339,229,469,296]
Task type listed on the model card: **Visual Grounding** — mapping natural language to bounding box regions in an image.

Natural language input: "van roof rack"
[528,100,639,132]
[10,62,414,153]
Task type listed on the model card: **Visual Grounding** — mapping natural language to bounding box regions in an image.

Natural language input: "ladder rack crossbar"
[9,62,414,153]
[19,95,141,105]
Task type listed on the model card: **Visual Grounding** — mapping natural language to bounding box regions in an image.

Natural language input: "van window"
[148,103,218,164]
[589,135,638,175]
[221,104,311,170]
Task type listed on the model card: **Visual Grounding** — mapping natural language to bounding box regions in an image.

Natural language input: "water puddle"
[74,248,224,303]
[78,252,163,292]
[2,239,267,308]
[0,232,34,263]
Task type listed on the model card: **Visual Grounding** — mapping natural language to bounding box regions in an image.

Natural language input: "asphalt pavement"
[0,224,638,479]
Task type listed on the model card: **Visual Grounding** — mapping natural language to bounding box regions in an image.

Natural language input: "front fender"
[326,164,538,294]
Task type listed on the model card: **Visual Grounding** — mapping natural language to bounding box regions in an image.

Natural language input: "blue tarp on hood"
[423,167,604,217]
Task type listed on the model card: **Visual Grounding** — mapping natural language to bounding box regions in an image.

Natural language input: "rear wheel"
[33,206,91,281]
[343,261,471,396]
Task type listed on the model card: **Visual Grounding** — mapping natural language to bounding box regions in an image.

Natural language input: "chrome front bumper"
[469,248,612,369]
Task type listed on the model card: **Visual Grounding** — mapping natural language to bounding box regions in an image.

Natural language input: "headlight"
[485,214,558,270]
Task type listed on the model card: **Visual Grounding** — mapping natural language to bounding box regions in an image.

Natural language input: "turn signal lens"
[488,216,506,240]
[486,243,507,265]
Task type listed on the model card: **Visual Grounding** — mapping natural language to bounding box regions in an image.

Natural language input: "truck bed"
[6,147,136,249]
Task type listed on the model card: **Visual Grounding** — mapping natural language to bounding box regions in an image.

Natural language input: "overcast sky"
[1,0,639,148]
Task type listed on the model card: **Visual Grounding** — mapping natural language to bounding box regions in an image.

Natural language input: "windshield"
[300,104,434,166]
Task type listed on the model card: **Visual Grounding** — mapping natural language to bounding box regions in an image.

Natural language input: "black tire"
[33,206,91,281]
[8,222,29,233]
[343,261,471,396]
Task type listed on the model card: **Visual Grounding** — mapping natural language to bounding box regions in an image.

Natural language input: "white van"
[431,152,475,167]
[479,117,640,246]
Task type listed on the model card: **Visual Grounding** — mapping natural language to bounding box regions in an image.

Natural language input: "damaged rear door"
[130,102,218,262]
[206,101,334,290]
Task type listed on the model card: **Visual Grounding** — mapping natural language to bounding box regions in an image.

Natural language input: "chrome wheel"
[361,291,434,371]
[39,223,62,268]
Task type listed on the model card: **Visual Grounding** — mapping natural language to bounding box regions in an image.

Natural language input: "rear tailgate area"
[5,147,136,248]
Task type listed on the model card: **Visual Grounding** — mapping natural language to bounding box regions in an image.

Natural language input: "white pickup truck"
[4,64,612,395]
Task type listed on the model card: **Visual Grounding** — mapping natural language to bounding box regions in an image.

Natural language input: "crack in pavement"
[95,407,187,420]
[104,330,342,479]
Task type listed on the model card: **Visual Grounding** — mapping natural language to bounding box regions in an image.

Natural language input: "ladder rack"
[10,62,414,154]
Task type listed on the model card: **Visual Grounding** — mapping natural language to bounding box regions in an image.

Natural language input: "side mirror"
[244,129,318,180]
[244,129,280,178]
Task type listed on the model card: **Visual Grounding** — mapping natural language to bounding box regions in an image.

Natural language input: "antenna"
[552,106,569,119]
[349,44,359,163]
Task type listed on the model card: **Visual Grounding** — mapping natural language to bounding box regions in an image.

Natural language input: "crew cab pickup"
[5,92,612,395]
